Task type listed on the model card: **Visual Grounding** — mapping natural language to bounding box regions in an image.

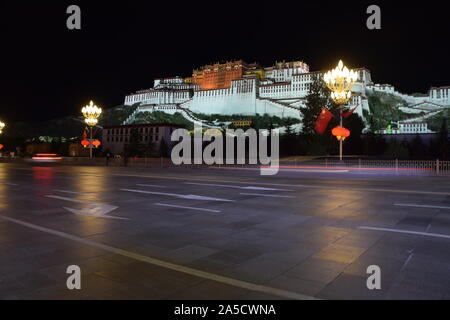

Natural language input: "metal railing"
[276,158,450,175]
[9,156,450,176]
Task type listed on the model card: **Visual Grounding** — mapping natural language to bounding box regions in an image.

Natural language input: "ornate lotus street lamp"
[324,60,358,161]
[81,101,102,158]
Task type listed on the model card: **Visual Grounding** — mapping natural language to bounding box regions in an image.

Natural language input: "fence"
[3,156,450,175]
[277,158,450,175]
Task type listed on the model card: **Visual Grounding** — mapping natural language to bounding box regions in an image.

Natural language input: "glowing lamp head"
[332,126,350,141]
[82,101,102,127]
[0,121,5,134]
[323,60,358,105]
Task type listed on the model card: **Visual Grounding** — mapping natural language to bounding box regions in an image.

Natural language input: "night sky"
[1,0,449,122]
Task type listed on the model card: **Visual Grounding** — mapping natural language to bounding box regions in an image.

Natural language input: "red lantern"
[81,140,90,148]
[92,140,101,148]
[332,126,350,141]
[0,144,3,150]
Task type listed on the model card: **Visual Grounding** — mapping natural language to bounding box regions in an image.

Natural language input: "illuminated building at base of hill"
[102,123,182,155]
[123,60,450,127]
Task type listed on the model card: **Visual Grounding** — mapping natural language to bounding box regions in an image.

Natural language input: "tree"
[158,137,169,157]
[345,113,365,155]
[383,139,409,159]
[410,134,427,159]
[143,137,156,157]
[437,118,449,159]
[125,128,144,157]
[300,75,335,135]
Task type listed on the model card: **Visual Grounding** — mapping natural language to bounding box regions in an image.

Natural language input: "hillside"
[364,92,414,130]
[2,104,138,148]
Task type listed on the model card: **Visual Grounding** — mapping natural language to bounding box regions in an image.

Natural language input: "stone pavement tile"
[187,256,238,273]
[101,252,143,266]
[358,234,416,261]
[82,259,157,285]
[0,256,43,277]
[64,273,123,298]
[166,280,250,300]
[283,224,323,241]
[0,227,44,246]
[19,283,93,300]
[266,275,326,297]
[240,292,288,300]
[332,230,383,249]
[328,219,367,229]
[136,274,202,298]
[73,256,131,278]
[221,257,297,285]
[162,245,219,264]
[230,235,294,253]
[168,230,216,244]
[219,240,267,259]
[224,220,261,230]
[256,244,321,265]
[317,208,363,220]
[86,232,153,250]
[0,243,39,262]
[226,228,272,242]
[0,277,28,299]
[292,206,331,217]
[342,258,408,295]
[339,201,372,211]
[14,271,60,291]
[284,258,348,284]
[427,213,450,234]
[252,215,311,231]
[316,273,386,300]
[394,215,433,231]
[30,247,103,270]
[385,271,448,300]
[365,214,405,228]
[401,252,450,276]
[114,283,170,299]
[297,226,352,247]
[412,239,450,261]
[312,243,366,264]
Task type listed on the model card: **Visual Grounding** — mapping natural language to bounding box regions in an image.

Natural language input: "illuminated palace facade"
[123,60,450,127]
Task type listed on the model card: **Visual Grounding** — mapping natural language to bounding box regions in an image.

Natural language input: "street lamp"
[81,100,102,158]
[0,121,5,134]
[323,60,358,161]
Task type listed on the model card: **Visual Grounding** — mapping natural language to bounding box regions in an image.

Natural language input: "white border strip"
[154,203,221,213]
[240,193,295,198]
[358,226,450,240]
[394,203,450,210]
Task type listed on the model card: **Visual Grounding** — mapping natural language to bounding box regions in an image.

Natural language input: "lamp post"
[0,121,5,152]
[323,60,358,161]
[81,101,102,159]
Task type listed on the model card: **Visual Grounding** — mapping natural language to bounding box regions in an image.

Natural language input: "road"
[1,163,450,300]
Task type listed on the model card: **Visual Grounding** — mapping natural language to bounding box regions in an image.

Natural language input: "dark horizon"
[1,0,449,123]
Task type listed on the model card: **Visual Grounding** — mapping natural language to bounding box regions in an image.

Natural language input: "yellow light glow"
[0,121,5,134]
[323,60,358,105]
[81,101,102,127]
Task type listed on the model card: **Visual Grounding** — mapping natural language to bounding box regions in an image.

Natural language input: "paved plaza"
[1,163,450,299]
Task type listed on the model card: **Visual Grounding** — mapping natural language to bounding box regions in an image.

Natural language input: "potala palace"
[123,60,450,132]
